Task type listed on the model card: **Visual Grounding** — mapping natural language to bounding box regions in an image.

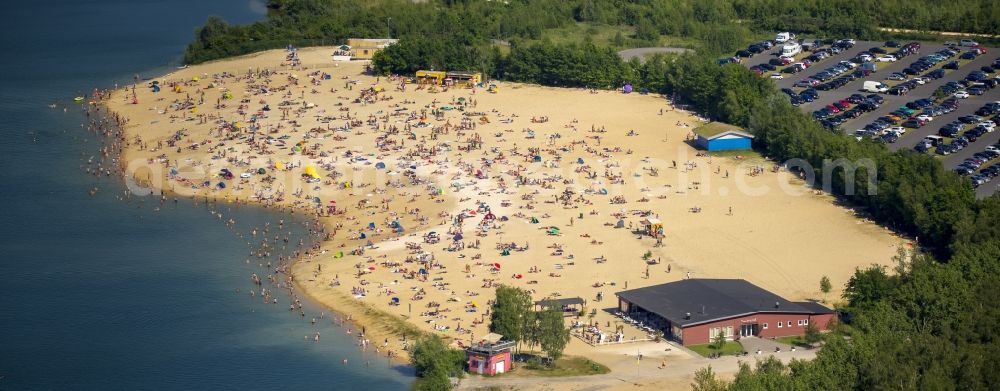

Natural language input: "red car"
[827,104,841,113]
[838,99,852,108]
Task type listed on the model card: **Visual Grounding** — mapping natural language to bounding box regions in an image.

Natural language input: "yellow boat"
[73,96,84,102]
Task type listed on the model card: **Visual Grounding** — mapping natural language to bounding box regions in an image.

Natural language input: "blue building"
[694,122,754,151]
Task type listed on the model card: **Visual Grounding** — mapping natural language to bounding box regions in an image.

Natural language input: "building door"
[741,323,760,337]
[494,360,505,374]
[477,360,485,374]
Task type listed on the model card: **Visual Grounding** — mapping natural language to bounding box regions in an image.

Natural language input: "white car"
[978,121,996,131]
[876,55,897,62]
[916,114,934,122]
[770,73,784,79]
[987,145,1000,153]
[913,77,929,85]
[954,91,970,99]
[886,126,906,135]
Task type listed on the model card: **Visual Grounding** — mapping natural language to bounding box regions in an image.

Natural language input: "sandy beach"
[105,46,904,386]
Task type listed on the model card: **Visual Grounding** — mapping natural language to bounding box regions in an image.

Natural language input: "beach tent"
[533,155,542,162]
[530,217,539,224]
[334,251,344,258]
[368,222,376,230]
[217,182,226,189]
[152,84,160,93]
[375,162,386,169]
[274,161,285,170]
[615,219,625,228]
[453,234,463,241]
[359,232,367,239]
[257,168,266,175]
[500,248,510,256]
[577,158,584,164]
[599,188,609,195]
[547,227,560,235]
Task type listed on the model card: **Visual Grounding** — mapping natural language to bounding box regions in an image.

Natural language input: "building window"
[725,326,734,339]
[787,321,792,327]
[797,320,803,326]
[804,319,809,325]
[777,322,782,328]
[763,323,768,329]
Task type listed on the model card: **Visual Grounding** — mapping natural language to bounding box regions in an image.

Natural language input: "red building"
[465,333,514,375]
[616,279,835,346]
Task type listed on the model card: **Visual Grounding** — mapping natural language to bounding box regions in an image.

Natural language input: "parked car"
[877,55,897,62]
[955,90,970,99]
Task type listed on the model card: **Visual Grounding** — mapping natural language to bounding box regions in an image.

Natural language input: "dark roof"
[615,279,829,327]
[793,301,835,314]
[535,297,584,307]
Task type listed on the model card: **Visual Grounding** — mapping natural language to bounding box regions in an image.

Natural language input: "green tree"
[804,322,822,347]
[712,331,726,351]
[842,265,895,309]
[820,275,832,303]
[535,305,571,361]
[489,285,533,351]
[410,335,465,390]
[692,366,728,391]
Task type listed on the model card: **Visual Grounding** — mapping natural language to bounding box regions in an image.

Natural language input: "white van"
[776,32,795,43]
[862,81,888,93]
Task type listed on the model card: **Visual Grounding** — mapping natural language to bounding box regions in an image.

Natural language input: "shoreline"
[100,52,443,365]
[103,46,905,387]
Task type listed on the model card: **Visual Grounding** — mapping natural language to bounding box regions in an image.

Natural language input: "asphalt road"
[738,40,1000,197]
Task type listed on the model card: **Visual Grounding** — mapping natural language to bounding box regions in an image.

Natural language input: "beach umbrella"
[303,165,320,178]
[453,234,463,241]
[375,162,386,169]
[312,197,321,204]
[217,182,226,189]
[493,263,501,269]
[257,168,266,174]
[392,297,400,304]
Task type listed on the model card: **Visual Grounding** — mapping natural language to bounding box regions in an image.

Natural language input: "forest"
[184,0,1000,64]
[185,1,1000,389]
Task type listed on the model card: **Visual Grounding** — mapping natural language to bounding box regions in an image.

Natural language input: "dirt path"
[456,342,817,391]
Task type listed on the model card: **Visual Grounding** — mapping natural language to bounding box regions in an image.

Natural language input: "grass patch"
[688,341,745,357]
[513,354,610,377]
[530,22,700,51]
[538,23,635,48]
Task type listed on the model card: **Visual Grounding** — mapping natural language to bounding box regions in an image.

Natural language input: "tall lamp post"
[387,17,392,39]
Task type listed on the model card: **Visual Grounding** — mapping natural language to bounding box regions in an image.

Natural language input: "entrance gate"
[740,323,759,337]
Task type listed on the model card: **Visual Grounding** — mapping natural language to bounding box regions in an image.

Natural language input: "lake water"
[0,1,413,389]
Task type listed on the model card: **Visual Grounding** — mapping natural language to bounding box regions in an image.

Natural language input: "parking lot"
[738,39,1000,197]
